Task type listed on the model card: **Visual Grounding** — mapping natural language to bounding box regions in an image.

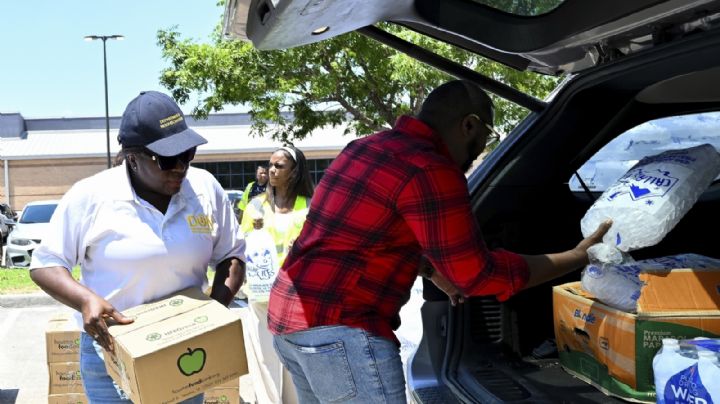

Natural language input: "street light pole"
[84,34,124,169]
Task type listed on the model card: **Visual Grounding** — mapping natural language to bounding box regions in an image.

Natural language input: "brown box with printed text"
[554,272,720,403]
[203,387,240,404]
[48,362,84,395]
[46,312,81,364]
[104,288,247,404]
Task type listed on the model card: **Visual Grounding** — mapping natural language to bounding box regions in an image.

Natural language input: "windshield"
[468,0,565,16]
[570,112,720,191]
[20,204,58,224]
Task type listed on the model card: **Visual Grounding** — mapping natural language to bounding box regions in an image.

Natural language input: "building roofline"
[1,112,313,138]
[0,144,346,161]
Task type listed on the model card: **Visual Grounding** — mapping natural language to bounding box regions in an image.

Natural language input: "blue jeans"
[79,333,203,403]
[273,326,406,403]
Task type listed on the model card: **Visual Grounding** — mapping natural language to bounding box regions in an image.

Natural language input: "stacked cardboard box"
[45,312,87,403]
[553,268,720,403]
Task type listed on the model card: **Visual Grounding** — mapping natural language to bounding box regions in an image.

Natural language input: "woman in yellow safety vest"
[239,145,314,404]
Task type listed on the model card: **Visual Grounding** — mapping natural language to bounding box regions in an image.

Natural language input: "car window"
[19,204,58,224]
[570,112,720,192]
[469,0,565,16]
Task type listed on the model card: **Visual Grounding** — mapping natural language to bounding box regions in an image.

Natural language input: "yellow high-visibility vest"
[240,194,309,265]
[236,181,256,211]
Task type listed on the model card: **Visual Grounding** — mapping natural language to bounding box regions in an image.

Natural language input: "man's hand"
[522,219,613,289]
[429,270,466,306]
[29,266,133,354]
[574,219,613,257]
[80,294,133,354]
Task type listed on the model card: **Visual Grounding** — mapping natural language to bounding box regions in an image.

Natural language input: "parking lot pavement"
[0,305,61,403]
[0,282,424,404]
[0,302,255,404]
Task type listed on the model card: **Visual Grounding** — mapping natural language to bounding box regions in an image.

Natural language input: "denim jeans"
[79,332,203,403]
[273,326,406,403]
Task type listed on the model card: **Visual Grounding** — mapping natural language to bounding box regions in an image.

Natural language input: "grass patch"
[0,266,216,294]
[0,266,81,294]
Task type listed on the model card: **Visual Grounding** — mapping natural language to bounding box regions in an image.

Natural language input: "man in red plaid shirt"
[268,80,610,403]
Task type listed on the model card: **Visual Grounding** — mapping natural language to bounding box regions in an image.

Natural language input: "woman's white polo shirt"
[30,164,245,317]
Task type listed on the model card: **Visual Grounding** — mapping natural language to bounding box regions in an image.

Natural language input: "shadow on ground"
[0,389,19,403]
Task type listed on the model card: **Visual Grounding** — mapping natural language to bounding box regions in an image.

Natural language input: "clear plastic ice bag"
[581,144,720,252]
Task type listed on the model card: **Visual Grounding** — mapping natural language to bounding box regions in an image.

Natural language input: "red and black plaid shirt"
[268,116,529,343]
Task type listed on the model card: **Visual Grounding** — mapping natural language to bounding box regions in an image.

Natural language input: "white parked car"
[5,200,59,267]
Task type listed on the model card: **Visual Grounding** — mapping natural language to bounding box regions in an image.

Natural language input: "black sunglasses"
[143,147,196,170]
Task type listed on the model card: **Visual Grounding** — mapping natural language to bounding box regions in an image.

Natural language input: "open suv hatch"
[224,1,720,402]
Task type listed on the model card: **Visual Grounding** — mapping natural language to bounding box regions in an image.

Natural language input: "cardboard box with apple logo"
[104,288,248,404]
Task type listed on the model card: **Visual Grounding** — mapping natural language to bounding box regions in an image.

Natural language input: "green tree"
[479,0,564,16]
[157,20,558,141]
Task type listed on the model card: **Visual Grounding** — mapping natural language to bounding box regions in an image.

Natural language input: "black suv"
[223,1,720,402]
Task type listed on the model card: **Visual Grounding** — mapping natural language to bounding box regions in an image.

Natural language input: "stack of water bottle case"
[552,144,720,403]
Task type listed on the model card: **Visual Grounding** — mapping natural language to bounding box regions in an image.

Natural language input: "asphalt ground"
[0,278,425,404]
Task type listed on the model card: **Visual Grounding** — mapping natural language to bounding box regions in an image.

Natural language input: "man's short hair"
[419,80,494,128]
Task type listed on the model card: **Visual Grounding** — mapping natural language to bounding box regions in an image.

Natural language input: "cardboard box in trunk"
[46,313,81,363]
[104,288,247,404]
[553,272,720,403]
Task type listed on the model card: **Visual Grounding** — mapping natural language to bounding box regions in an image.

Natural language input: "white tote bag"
[244,228,280,302]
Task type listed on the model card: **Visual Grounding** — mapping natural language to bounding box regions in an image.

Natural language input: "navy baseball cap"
[118,91,207,156]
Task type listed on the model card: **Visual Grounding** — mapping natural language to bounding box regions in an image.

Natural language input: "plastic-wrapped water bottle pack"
[653,337,720,404]
[581,253,720,312]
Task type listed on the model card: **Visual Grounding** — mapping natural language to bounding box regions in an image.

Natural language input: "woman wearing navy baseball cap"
[30,91,246,403]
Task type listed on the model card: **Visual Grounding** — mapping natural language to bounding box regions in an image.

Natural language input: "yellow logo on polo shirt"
[186,214,214,234]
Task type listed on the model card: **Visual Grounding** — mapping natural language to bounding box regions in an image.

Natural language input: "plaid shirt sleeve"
[396,162,529,301]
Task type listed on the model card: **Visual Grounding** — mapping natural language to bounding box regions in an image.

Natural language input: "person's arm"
[418,257,465,305]
[29,183,132,353]
[398,165,521,298]
[210,178,247,305]
[30,267,132,353]
[209,257,245,306]
[398,165,610,301]
[521,219,611,289]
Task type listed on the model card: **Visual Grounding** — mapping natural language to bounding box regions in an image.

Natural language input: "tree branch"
[320,59,383,131]
[353,55,397,126]
[333,96,382,131]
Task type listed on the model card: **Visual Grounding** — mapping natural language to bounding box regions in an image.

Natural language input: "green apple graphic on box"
[177,348,206,376]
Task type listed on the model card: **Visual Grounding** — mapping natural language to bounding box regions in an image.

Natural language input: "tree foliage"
[157,18,559,141]
[480,0,564,16]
